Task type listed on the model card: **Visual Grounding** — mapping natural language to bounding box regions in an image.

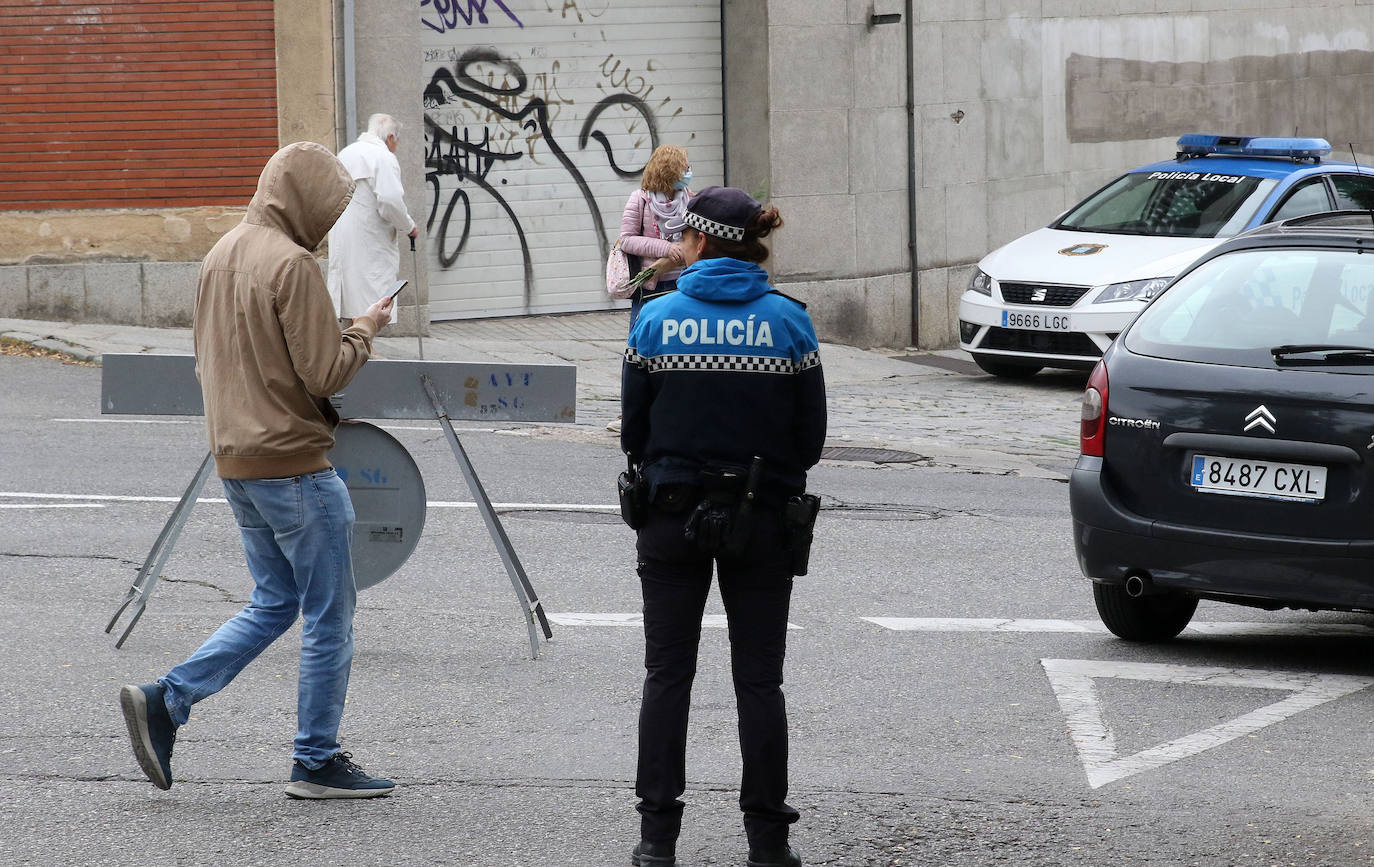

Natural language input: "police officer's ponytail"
[703,206,784,263]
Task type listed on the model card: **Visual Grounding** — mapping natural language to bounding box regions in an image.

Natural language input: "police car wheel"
[1092,581,1197,643]
[972,354,1043,379]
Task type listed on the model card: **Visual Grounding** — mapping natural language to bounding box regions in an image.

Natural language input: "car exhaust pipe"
[1125,572,1152,598]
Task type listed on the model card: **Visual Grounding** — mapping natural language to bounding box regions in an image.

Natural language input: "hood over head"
[245,141,355,250]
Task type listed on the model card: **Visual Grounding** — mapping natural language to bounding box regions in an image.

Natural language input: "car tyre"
[1092,581,1197,642]
[972,355,1043,379]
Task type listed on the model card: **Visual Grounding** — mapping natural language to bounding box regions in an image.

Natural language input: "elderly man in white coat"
[327,113,419,324]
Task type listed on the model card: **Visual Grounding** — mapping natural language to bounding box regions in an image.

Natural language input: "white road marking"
[0,492,220,505]
[0,503,104,509]
[430,502,619,512]
[53,418,195,425]
[1041,658,1374,788]
[54,418,498,433]
[548,613,642,627]
[863,617,1374,637]
[549,613,801,630]
[866,617,1108,633]
[0,491,617,512]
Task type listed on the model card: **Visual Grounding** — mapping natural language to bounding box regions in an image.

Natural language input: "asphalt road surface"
[2,351,1373,866]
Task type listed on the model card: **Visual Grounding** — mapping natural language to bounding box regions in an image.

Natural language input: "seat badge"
[1244,405,1276,434]
[1058,243,1107,256]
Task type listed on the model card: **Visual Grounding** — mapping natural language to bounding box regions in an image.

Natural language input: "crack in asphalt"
[820,498,978,521]
[159,576,245,603]
[0,554,243,603]
[0,552,138,565]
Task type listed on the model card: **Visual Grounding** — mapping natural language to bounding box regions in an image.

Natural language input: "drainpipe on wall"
[343,0,358,142]
[904,0,919,348]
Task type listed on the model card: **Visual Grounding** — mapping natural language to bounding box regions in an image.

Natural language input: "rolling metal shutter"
[420,0,723,319]
[0,0,277,211]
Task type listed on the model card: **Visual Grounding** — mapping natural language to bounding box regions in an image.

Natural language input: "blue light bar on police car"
[1176,134,1332,161]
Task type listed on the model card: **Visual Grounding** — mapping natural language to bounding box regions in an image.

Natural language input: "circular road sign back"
[328,421,427,591]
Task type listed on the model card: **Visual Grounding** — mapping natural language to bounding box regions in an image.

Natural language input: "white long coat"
[326,132,416,318]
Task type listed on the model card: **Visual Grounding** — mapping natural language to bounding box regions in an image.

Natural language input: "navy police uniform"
[621,253,826,855]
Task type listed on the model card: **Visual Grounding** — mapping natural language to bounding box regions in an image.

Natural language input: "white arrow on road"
[1042,658,1374,788]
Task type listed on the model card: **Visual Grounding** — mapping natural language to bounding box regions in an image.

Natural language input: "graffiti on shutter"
[420,0,723,319]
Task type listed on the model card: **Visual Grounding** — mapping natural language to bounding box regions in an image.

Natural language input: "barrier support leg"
[420,373,552,659]
[105,451,215,649]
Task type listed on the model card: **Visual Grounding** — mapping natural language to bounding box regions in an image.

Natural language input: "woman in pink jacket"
[620,145,694,330]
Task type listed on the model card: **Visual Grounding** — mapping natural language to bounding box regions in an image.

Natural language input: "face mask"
[673,170,692,191]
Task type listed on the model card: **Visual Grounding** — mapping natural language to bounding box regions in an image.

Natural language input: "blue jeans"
[159,469,357,768]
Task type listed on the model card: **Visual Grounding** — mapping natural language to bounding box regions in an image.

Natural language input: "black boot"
[746,843,802,867]
[631,840,678,866]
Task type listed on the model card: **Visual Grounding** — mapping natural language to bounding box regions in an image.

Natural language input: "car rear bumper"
[1070,455,1374,611]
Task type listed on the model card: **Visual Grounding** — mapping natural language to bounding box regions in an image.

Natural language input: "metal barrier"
[101,354,577,658]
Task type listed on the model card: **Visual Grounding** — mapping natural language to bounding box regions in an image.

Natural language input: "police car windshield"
[1055,171,1277,239]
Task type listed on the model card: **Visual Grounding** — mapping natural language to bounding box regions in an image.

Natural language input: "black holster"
[617,456,649,530]
[783,493,821,576]
[682,457,763,556]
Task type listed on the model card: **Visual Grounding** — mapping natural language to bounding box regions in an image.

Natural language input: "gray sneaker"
[284,752,395,799]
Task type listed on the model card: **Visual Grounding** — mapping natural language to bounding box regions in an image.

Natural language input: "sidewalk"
[0,312,1084,477]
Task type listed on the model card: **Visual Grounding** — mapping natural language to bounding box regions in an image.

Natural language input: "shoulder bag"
[606,236,635,299]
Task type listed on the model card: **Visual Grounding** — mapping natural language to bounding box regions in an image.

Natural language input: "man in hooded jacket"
[120,141,398,800]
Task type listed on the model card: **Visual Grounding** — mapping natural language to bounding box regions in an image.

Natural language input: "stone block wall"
[0,262,201,328]
[728,0,913,349]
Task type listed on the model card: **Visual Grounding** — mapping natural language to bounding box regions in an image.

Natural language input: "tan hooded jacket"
[193,141,381,480]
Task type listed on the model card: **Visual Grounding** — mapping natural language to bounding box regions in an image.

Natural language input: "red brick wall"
[0,0,278,211]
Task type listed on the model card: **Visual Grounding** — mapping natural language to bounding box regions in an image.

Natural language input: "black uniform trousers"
[634,502,800,848]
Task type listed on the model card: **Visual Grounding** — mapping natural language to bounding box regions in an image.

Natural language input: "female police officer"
[620,186,826,867]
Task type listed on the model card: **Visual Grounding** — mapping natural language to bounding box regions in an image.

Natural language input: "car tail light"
[1080,361,1108,456]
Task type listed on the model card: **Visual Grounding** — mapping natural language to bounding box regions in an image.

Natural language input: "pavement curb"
[0,331,101,363]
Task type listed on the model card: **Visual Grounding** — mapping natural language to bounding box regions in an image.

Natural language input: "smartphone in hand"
[387,280,408,301]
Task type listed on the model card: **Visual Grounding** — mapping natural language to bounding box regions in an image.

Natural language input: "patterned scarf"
[646,190,690,240]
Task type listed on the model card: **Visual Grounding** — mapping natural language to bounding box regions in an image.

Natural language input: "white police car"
[958,135,1374,378]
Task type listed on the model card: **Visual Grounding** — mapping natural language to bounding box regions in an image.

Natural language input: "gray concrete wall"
[911,2,1374,348]
[722,0,773,202]
[735,0,913,349]
[344,0,429,336]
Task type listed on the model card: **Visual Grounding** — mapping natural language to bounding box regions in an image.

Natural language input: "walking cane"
[410,234,424,360]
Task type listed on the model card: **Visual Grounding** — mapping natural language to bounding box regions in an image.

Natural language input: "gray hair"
[367,113,402,141]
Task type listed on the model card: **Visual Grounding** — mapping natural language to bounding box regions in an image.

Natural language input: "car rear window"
[1125,246,1374,367]
[1055,172,1276,238]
